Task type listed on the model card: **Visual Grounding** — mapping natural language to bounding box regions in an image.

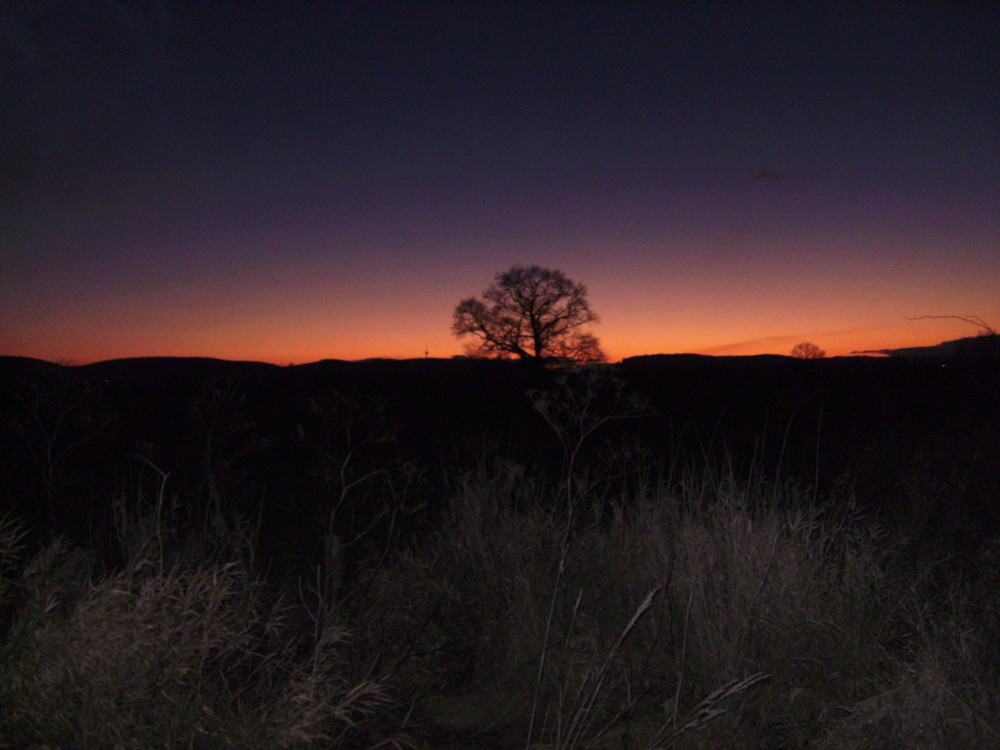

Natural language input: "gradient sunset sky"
[3,1,998,364]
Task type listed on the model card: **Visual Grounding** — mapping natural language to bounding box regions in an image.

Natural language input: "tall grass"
[2,448,997,747]
[0,478,414,749]
[356,450,999,748]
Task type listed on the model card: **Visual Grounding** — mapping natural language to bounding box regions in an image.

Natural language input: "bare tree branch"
[905,314,996,336]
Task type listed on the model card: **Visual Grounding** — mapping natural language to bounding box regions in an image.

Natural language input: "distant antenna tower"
[424,343,429,359]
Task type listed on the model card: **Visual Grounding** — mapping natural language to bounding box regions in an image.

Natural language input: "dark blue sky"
[3,1,998,362]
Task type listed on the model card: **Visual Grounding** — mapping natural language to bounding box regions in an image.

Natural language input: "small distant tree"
[791,342,825,359]
[453,265,605,364]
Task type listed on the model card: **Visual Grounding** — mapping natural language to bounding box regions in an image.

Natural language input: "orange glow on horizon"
[4,220,996,367]
[4,4,995,370]
[2,312,991,366]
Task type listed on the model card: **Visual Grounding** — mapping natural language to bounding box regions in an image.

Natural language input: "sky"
[2,1,998,364]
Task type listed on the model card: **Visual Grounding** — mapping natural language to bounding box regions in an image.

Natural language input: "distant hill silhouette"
[2,351,998,552]
[854,334,1000,358]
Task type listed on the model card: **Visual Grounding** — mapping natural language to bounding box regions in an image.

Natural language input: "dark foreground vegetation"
[1,354,998,748]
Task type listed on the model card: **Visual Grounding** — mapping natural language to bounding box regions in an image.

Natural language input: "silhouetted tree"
[791,342,825,359]
[453,265,605,364]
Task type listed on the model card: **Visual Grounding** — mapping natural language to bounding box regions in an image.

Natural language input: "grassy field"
[1,364,998,748]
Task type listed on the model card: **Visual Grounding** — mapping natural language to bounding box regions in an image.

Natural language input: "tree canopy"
[452,265,605,364]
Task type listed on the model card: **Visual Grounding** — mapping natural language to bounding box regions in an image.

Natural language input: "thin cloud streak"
[694,325,906,357]
[697,337,797,356]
